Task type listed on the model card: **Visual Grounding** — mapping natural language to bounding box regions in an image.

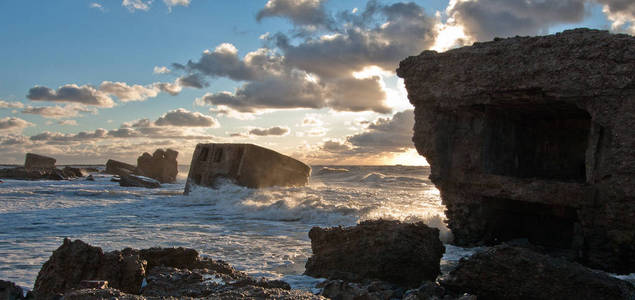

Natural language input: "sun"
[388,149,429,166]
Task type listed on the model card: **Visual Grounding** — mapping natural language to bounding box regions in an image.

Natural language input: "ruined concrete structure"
[137,148,178,183]
[25,153,56,169]
[185,143,310,193]
[397,29,634,273]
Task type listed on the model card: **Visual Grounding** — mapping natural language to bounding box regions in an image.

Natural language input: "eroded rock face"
[33,239,319,300]
[441,245,635,300]
[305,220,445,287]
[397,28,635,273]
[136,149,178,183]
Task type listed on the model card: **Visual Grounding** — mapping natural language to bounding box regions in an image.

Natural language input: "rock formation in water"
[136,149,178,183]
[33,238,322,300]
[185,143,310,193]
[24,153,56,169]
[304,220,445,287]
[397,28,635,273]
[105,159,137,177]
[0,154,85,181]
[119,174,161,188]
[441,245,635,300]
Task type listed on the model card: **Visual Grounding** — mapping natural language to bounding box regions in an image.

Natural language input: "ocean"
[7,165,629,292]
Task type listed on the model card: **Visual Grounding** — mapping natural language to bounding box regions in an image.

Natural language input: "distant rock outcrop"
[441,245,635,300]
[136,149,178,183]
[104,159,136,177]
[397,29,635,273]
[305,220,445,287]
[33,239,322,300]
[0,154,84,181]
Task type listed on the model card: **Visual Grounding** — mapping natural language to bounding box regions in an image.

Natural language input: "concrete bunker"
[397,29,635,273]
[185,143,310,193]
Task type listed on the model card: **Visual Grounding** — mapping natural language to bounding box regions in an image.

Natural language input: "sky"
[0,0,633,166]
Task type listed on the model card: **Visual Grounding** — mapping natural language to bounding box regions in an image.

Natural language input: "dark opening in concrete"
[482,197,578,248]
[480,103,591,182]
[198,147,209,162]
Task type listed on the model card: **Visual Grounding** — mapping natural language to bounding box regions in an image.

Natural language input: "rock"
[185,143,311,193]
[34,239,322,300]
[24,153,55,169]
[104,159,136,176]
[86,175,95,181]
[62,166,84,178]
[318,279,405,300]
[135,149,178,183]
[397,28,635,273]
[0,280,28,300]
[119,174,160,188]
[0,167,72,181]
[305,219,445,287]
[441,245,635,300]
[33,238,146,299]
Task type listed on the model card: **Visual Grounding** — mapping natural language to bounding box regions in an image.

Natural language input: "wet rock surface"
[32,239,322,300]
[136,149,178,183]
[119,174,161,188]
[0,279,30,299]
[105,159,137,176]
[441,245,635,300]
[397,28,635,273]
[305,220,445,287]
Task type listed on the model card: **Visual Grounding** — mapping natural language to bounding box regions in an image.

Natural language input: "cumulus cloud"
[177,73,208,89]
[257,0,330,28]
[58,120,78,126]
[90,2,105,11]
[347,109,414,151]
[164,0,190,11]
[154,108,219,127]
[122,0,152,12]
[444,0,587,41]
[597,0,635,34]
[0,100,25,109]
[0,117,34,131]
[21,104,97,119]
[153,66,171,74]
[98,81,160,102]
[27,84,115,107]
[248,126,289,136]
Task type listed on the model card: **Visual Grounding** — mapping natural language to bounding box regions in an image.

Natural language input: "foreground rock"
[305,220,444,287]
[119,174,161,188]
[136,149,178,183]
[0,279,30,299]
[441,245,635,300]
[24,153,55,169]
[397,28,635,273]
[33,239,322,300]
[185,143,310,193]
[105,159,136,176]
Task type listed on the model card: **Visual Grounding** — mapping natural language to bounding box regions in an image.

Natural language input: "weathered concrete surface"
[24,153,56,169]
[136,149,178,183]
[305,220,445,287]
[104,159,136,176]
[397,29,635,273]
[441,245,635,300]
[185,143,310,193]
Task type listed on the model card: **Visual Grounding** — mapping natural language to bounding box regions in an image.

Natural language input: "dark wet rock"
[0,280,29,300]
[136,149,178,183]
[397,28,635,273]
[105,159,136,176]
[85,174,95,181]
[119,174,161,188]
[24,153,55,169]
[441,245,635,300]
[318,279,404,300]
[62,166,84,178]
[34,239,320,300]
[185,143,310,193]
[79,280,108,289]
[305,219,445,287]
[33,238,146,299]
[0,167,74,181]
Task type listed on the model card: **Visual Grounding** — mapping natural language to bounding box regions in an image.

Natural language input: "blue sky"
[0,0,632,165]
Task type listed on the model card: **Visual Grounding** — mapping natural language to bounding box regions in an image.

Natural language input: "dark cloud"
[21,105,96,119]
[177,73,208,89]
[347,109,414,151]
[0,117,34,131]
[327,76,390,114]
[248,126,289,136]
[447,0,587,41]
[256,0,330,27]
[154,108,220,127]
[27,84,115,107]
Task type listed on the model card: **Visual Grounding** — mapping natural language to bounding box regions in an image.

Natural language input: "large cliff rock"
[397,29,635,273]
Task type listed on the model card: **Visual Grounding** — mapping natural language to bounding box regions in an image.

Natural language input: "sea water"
[3,165,628,291]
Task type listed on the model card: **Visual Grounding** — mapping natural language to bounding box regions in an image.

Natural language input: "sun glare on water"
[389,148,429,166]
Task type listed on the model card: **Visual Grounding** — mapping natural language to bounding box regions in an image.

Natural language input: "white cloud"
[122,0,152,12]
[0,117,34,132]
[99,81,160,102]
[153,66,171,74]
[58,120,79,126]
[0,100,25,109]
[154,108,220,127]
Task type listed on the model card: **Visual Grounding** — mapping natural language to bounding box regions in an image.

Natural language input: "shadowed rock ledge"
[397,28,635,273]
